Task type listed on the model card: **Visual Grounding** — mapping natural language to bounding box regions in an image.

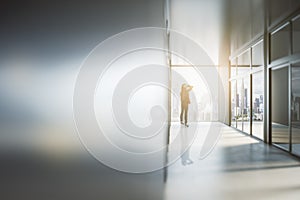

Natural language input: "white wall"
[170,0,223,65]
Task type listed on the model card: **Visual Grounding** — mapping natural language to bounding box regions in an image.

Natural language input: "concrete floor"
[2,122,300,200]
[165,123,300,200]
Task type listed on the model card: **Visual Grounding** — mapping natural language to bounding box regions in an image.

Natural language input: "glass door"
[291,63,300,156]
[271,66,290,150]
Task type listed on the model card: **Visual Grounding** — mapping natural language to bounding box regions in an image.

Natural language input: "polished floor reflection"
[2,123,300,200]
[165,122,300,200]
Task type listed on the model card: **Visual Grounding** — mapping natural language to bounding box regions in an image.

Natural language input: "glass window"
[243,77,250,134]
[171,67,216,122]
[231,80,237,128]
[237,50,250,75]
[252,71,264,140]
[237,79,243,130]
[270,24,291,62]
[293,16,300,54]
[271,66,289,150]
[252,41,264,67]
[291,63,300,156]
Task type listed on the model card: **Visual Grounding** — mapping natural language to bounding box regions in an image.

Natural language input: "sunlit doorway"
[167,64,220,167]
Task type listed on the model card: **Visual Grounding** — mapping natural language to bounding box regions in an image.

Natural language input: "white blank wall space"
[170,0,223,65]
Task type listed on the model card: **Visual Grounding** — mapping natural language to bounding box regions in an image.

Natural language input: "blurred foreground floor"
[0,128,165,200]
[2,122,300,200]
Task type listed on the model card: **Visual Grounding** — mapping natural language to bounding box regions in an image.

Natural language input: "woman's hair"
[181,83,186,91]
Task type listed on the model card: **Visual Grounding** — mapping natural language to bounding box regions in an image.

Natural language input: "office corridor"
[2,0,300,199]
[165,123,300,200]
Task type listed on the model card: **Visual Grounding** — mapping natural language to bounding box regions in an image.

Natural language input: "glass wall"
[268,14,300,156]
[237,50,251,75]
[230,8,300,158]
[243,77,251,134]
[271,66,289,150]
[270,23,291,62]
[252,41,263,67]
[252,71,264,139]
[292,16,300,54]
[231,77,251,133]
[231,80,237,128]
[236,79,243,130]
[230,43,263,136]
[291,63,300,156]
